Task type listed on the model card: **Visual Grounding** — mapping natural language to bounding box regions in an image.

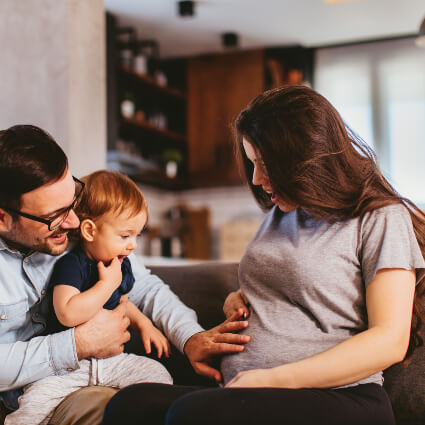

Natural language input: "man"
[0,125,248,425]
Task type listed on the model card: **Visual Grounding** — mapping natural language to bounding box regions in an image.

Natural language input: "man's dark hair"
[0,125,68,209]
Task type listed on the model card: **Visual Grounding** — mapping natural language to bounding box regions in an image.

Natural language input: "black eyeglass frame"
[1,176,85,231]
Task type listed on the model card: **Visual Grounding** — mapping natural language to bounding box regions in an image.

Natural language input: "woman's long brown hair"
[234,85,425,362]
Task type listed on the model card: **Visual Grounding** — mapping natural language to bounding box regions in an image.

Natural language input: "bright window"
[315,38,425,206]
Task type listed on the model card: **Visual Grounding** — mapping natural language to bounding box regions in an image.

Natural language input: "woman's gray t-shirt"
[221,204,425,387]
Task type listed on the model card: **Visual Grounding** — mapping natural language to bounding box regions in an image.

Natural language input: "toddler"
[6,170,173,425]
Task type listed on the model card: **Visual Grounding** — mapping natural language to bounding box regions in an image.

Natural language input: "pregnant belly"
[220,311,346,385]
[220,315,290,385]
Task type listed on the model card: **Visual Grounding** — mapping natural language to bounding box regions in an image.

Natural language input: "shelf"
[121,117,186,144]
[120,66,186,100]
[130,169,189,190]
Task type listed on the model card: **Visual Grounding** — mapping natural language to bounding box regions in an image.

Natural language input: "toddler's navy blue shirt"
[48,247,135,331]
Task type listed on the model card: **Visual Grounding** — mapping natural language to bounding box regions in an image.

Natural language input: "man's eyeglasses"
[1,176,85,231]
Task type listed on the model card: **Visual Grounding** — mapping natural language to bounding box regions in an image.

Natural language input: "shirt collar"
[0,236,35,258]
[0,237,18,253]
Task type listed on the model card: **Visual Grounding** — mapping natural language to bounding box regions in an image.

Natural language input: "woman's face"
[242,138,297,213]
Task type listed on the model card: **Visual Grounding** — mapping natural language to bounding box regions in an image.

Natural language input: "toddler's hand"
[138,320,171,358]
[223,289,250,320]
[97,257,122,289]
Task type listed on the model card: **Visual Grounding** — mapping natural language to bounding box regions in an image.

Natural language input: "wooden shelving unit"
[121,117,186,144]
[130,169,188,190]
[120,66,186,100]
[107,14,188,189]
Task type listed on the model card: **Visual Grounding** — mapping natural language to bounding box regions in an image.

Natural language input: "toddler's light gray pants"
[5,352,173,425]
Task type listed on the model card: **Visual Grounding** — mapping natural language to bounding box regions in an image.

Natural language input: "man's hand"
[74,301,130,360]
[184,309,250,382]
[223,289,250,319]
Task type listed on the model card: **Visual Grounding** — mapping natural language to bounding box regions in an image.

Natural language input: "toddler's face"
[89,210,147,263]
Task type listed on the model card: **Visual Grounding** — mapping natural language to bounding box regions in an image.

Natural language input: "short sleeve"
[360,204,425,287]
[49,253,84,290]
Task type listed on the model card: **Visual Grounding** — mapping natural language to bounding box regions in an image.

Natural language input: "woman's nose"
[252,166,265,186]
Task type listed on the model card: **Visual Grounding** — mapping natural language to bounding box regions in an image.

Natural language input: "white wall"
[140,184,264,259]
[0,0,106,178]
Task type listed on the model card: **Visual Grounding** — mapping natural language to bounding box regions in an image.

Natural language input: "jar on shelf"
[134,54,148,75]
[161,149,183,179]
[120,91,136,118]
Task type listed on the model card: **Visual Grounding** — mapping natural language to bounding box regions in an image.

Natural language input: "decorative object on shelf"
[161,148,184,178]
[120,48,133,68]
[107,151,159,176]
[264,47,314,90]
[157,207,185,257]
[134,110,146,123]
[287,69,304,85]
[265,58,285,88]
[416,16,425,47]
[154,70,168,87]
[134,53,148,74]
[149,112,167,130]
[120,91,136,118]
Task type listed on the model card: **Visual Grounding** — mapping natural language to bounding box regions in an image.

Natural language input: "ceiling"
[104,0,425,58]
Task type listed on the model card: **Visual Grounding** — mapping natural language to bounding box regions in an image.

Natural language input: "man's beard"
[1,223,69,256]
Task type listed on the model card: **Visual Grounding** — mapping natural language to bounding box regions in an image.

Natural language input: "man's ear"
[80,219,97,242]
[0,208,12,232]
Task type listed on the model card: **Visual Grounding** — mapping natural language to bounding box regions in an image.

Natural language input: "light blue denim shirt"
[0,238,203,410]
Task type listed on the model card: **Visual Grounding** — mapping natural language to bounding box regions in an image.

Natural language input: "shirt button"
[0,314,6,320]
[41,290,46,295]
[23,257,29,263]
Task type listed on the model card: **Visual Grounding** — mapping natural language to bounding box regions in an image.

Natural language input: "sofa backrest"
[150,262,239,330]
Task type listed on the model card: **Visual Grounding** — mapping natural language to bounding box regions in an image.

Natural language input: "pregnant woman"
[103,85,425,425]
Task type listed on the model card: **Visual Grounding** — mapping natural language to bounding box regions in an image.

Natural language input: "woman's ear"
[80,219,97,242]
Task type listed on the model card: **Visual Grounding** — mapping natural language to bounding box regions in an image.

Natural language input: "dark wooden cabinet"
[186,49,264,187]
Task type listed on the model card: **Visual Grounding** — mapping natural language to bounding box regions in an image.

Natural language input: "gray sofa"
[149,262,425,425]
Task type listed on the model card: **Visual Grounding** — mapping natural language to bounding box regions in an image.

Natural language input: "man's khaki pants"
[1,386,118,425]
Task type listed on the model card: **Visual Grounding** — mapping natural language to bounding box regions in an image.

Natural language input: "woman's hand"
[225,368,278,388]
[223,289,250,319]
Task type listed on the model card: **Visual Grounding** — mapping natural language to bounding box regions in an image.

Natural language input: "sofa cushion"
[383,329,425,425]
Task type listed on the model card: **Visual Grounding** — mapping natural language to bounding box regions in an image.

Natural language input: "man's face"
[1,169,80,255]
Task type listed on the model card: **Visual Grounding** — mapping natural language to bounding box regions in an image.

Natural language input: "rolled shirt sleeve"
[0,329,79,391]
[127,254,204,353]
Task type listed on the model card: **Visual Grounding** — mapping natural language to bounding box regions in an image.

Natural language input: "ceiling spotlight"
[222,32,238,48]
[416,16,425,47]
[178,1,195,17]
